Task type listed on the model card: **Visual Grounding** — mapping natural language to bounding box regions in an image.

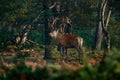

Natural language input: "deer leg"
[57,44,61,51]
[78,46,83,64]
[64,48,67,56]
[59,46,64,59]
[57,45,64,59]
[64,48,69,62]
[78,49,81,64]
[75,45,82,64]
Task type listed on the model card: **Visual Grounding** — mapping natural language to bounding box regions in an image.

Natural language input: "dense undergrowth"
[0,49,120,80]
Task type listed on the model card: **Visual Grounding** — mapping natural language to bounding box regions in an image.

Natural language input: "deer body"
[49,30,83,63]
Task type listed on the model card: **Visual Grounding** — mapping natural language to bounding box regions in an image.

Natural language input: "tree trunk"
[94,22,103,52]
[94,0,104,52]
[44,19,52,59]
[43,4,52,59]
[103,8,112,52]
[94,0,111,52]
[49,1,72,53]
[16,13,42,47]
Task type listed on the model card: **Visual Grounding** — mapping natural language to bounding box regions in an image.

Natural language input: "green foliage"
[0,0,120,79]
[6,63,34,80]
[0,27,16,48]
[0,0,27,22]
[0,50,120,80]
[72,26,95,48]
[108,17,120,49]
[0,0,120,50]
[28,29,45,45]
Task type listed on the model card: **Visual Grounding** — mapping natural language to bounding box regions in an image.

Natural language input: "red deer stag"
[49,30,83,63]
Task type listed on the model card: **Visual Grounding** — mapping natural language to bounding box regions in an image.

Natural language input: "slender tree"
[94,0,111,52]
[43,1,52,59]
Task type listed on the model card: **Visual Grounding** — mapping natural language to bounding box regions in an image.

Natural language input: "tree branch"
[101,0,108,28]
[105,8,112,28]
[49,2,57,9]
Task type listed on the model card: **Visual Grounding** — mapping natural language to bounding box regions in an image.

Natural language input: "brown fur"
[50,30,83,63]
[57,33,82,48]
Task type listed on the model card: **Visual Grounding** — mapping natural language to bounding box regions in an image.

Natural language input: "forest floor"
[0,46,99,71]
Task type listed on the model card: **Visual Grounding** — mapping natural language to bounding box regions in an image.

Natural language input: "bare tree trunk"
[103,8,112,52]
[94,0,111,52]
[94,0,104,52]
[16,12,42,47]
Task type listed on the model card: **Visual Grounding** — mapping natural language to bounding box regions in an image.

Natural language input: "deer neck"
[54,32,63,42]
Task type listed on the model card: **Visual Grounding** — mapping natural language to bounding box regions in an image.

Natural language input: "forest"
[0,0,120,80]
